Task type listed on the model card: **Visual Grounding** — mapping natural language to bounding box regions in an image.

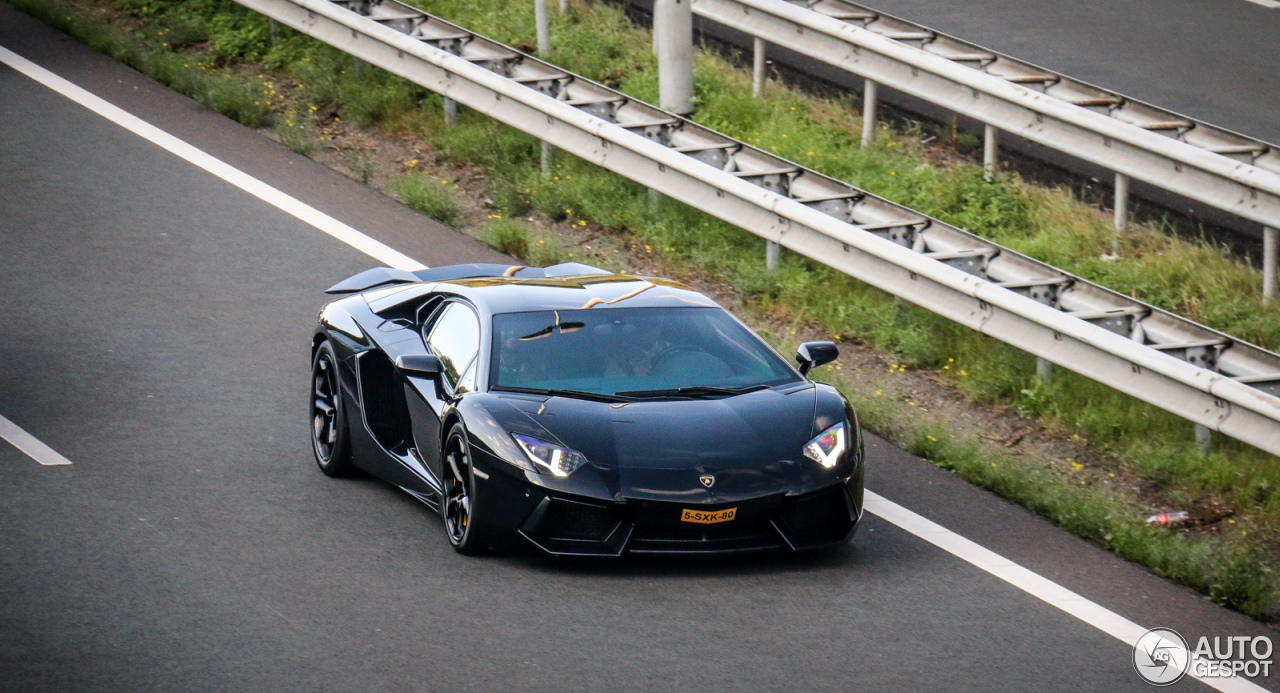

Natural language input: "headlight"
[803,423,847,468]
[512,433,588,477]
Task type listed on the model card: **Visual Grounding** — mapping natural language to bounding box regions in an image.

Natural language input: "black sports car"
[311,262,864,556]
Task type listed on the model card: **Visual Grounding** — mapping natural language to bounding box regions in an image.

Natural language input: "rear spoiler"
[325,262,612,294]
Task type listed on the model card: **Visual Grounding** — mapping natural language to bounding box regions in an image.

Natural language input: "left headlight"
[803,423,847,468]
[512,433,588,477]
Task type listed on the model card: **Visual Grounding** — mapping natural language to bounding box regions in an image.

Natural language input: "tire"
[311,339,355,477]
[442,422,488,555]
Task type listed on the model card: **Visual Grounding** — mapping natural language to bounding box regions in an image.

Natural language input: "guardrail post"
[652,0,662,55]
[268,18,281,44]
[752,37,766,98]
[766,240,780,270]
[860,79,877,148]
[1113,173,1130,254]
[657,0,694,115]
[534,0,554,175]
[1195,423,1211,455]
[1036,357,1052,382]
[1264,226,1278,303]
[560,0,568,12]
[535,0,550,55]
[983,124,998,182]
[443,97,457,127]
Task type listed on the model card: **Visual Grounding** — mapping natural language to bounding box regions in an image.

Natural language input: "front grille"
[536,499,620,541]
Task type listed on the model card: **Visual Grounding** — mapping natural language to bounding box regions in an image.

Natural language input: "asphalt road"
[0,6,1274,692]
[861,0,1280,146]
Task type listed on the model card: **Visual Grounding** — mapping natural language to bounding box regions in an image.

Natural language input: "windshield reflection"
[490,307,799,397]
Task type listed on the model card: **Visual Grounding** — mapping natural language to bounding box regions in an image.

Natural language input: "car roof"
[435,274,721,315]
[336,263,723,317]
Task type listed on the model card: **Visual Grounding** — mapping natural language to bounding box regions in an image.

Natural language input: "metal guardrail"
[237,0,1280,456]
[687,0,1280,281]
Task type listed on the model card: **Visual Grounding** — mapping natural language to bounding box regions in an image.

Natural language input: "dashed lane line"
[0,413,73,466]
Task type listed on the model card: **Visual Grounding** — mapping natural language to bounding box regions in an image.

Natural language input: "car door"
[405,299,482,488]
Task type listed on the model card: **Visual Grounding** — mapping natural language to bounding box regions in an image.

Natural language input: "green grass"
[16,0,1280,618]
[393,173,465,226]
[813,367,1274,616]
[275,105,318,154]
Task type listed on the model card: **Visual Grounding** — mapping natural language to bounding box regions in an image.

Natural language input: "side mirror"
[395,354,442,378]
[796,341,839,376]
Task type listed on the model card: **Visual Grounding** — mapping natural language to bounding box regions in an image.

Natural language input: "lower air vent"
[534,498,621,542]
[775,486,854,546]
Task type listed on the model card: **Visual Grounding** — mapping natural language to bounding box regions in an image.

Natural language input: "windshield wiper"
[495,386,635,403]
[615,384,771,399]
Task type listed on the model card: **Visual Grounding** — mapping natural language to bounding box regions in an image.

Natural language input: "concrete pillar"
[657,0,694,115]
[535,0,550,56]
[766,240,780,270]
[443,97,457,127]
[752,37,766,98]
[1036,357,1052,382]
[541,140,553,177]
[1264,226,1277,303]
[983,124,998,182]
[860,79,877,148]
[1195,423,1211,455]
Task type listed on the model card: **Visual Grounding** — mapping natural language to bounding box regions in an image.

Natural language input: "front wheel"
[311,339,355,477]
[442,423,487,555]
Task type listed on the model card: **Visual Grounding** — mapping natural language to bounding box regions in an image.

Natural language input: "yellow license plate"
[681,507,737,524]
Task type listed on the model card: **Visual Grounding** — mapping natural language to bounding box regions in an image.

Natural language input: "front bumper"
[508,480,863,557]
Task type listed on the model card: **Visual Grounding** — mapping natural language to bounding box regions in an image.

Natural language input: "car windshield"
[489,307,801,397]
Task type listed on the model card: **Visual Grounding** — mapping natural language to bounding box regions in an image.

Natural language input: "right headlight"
[512,433,588,477]
[803,423,847,469]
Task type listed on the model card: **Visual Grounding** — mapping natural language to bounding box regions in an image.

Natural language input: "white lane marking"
[0,45,425,273]
[0,413,73,466]
[1244,0,1280,8]
[866,491,1267,693]
[4,41,1268,692]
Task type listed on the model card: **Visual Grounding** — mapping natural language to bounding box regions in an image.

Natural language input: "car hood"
[495,385,823,502]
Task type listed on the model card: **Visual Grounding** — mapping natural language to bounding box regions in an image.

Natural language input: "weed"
[953,131,980,153]
[394,173,464,227]
[344,146,375,185]
[203,74,270,127]
[276,106,318,155]
[479,218,530,258]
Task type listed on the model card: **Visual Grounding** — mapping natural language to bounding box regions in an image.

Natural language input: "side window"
[455,360,478,394]
[427,302,481,390]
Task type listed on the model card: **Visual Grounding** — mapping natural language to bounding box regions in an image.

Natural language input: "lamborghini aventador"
[311,262,864,556]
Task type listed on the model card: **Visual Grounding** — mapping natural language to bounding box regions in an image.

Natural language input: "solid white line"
[865,491,1268,693]
[0,45,426,273]
[4,41,1267,692]
[0,413,73,466]
[1243,0,1280,8]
